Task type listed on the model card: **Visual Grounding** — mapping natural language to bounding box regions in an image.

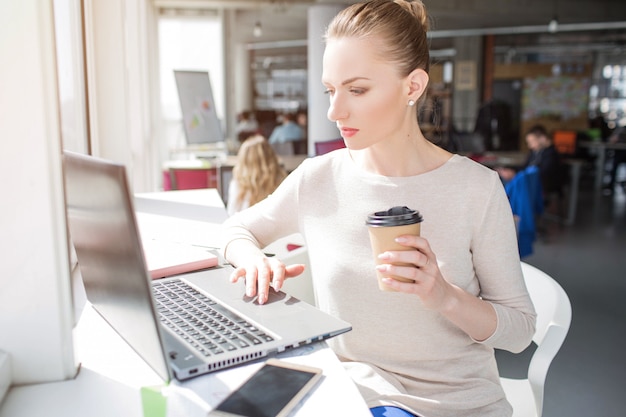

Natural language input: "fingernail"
[395,237,408,243]
[378,252,391,260]
[376,264,389,272]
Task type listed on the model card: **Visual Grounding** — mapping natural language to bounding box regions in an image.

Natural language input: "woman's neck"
[350,134,451,177]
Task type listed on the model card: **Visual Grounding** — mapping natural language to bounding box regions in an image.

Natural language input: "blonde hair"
[233,135,287,208]
[325,0,431,77]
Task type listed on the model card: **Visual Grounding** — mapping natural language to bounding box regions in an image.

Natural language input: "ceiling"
[155,0,626,51]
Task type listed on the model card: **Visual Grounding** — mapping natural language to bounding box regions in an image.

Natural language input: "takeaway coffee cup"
[366,206,423,291]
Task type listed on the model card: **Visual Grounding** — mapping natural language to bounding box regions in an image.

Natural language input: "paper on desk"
[163,342,371,417]
[136,212,224,250]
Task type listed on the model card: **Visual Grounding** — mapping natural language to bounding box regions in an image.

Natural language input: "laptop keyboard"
[152,279,274,357]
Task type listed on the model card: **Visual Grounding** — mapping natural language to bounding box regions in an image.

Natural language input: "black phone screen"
[214,362,319,417]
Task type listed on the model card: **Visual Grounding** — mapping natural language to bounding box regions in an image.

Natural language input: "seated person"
[268,112,305,155]
[497,124,562,196]
[235,110,259,142]
[227,135,287,216]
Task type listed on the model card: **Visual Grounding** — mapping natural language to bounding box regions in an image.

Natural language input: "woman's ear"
[407,68,429,101]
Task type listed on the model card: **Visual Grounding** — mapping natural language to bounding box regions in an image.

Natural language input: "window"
[158,12,224,144]
[589,52,626,129]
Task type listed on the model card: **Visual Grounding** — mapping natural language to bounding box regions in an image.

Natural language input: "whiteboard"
[174,70,224,144]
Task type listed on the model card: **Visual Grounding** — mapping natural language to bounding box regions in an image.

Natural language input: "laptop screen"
[63,151,171,382]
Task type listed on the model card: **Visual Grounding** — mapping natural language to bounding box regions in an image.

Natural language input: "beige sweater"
[222,151,536,417]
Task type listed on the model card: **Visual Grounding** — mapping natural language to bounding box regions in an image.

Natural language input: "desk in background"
[222,154,308,174]
[162,155,308,201]
[578,141,626,191]
[466,151,581,225]
[558,158,584,226]
[467,150,528,169]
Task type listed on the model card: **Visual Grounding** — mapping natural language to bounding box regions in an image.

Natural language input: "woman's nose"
[327,95,347,122]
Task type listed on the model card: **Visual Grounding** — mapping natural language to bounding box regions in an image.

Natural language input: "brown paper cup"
[366,207,423,292]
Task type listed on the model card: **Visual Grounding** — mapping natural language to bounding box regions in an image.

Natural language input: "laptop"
[62,151,351,382]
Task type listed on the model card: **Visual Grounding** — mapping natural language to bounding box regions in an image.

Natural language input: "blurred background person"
[227,134,287,216]
[294,110,309,154]
[268,112,305,155]
[235,110,259,143]
[497,124,562,196]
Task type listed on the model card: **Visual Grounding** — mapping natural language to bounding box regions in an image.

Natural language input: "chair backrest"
[167,167,216,190]
[314,138,345,155]
[216,164,234,204]
[520,262,572,416]
[552,130,577,155]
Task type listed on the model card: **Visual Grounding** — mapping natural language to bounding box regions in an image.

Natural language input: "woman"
[226,134,287,216]
[221,1,536,416]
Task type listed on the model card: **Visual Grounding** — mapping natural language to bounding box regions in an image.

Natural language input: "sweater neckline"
[342,151,460,181]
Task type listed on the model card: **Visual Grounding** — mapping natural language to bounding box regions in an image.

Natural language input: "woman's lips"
[340,127,359,138]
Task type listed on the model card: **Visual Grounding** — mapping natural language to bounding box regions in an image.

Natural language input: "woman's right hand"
[229,256,305,305]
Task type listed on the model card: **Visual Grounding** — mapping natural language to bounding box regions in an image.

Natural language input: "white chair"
[500,262,572,417]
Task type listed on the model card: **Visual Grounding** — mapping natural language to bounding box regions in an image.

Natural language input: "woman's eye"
[350,88,366,95]
[323,89,334,95]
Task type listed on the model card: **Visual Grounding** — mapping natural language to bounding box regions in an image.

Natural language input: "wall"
[0,0,77,384]
[452,36,483,132]
[307,5,344,154]
[83,0,157,192]
[494,62,592,144]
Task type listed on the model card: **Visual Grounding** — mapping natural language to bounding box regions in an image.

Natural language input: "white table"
[0,303,370,417]
[0,189,370,417]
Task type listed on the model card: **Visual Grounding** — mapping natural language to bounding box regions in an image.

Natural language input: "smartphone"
[209,359,323,417]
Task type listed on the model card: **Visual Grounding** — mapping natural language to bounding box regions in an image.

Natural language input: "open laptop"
[62,151,351,382]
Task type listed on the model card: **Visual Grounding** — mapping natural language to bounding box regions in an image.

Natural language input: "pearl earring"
[408,99,415,107]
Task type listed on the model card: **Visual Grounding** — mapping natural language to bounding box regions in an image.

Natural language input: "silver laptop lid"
[63,151,171,382]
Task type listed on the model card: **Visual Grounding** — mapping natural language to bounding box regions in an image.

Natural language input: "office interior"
[1,0,625,416]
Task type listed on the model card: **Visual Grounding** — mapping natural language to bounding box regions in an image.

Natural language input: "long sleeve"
[221,151,536,417]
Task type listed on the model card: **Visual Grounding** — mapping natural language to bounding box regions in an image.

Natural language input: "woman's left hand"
[376,234,499,341]
[375,234,453,311]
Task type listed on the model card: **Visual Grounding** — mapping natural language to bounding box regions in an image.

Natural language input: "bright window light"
[158,16,224,122]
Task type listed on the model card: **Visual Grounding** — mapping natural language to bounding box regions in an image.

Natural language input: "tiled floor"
[496,181,626,416]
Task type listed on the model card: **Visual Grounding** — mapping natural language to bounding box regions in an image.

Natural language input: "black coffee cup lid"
[365,206,423,227]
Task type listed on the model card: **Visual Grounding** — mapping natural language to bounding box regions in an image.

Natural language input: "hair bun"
[394,0,429,32]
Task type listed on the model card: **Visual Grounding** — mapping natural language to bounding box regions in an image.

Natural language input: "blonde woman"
[222,1,535,416]
[227,135,287,216]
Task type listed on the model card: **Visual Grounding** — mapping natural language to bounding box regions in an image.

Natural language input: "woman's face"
[322,37,411,150]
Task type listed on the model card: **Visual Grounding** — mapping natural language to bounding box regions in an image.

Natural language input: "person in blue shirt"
[268,112,304,146]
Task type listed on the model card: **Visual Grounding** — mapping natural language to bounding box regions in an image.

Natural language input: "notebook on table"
[62,151,351,382]
[143,239,218,279]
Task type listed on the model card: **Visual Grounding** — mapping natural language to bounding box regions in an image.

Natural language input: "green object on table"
[141,384,168,417]
[586,128,601,141]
